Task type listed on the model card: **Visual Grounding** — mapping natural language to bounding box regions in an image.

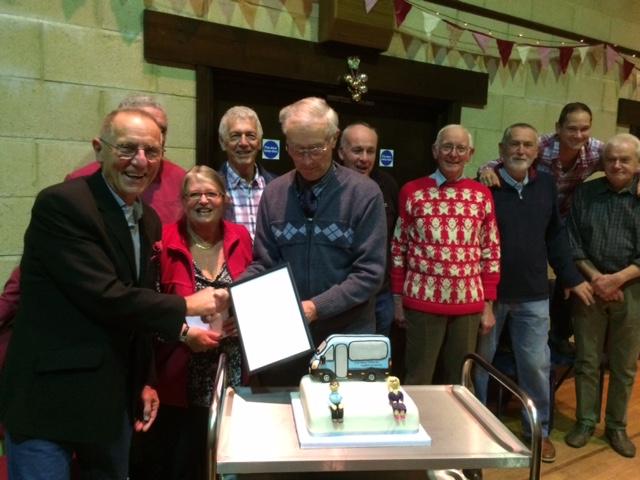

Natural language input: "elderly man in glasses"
[391,124,501,388]
[0,108,228,479]
[245,97,387,386]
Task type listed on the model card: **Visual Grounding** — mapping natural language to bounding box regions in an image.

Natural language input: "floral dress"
[187,262,243,407]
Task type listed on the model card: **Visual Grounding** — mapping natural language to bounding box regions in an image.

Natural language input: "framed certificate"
[229,263,314,374]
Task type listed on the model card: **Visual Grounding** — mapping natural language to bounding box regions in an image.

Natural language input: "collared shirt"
[223,162,267,238]
[430,169,465,187]
[498,168,529,199]
[568,176,640,274]
[536,133,603,217]
[103,174,144,278]
[295,163,336,218]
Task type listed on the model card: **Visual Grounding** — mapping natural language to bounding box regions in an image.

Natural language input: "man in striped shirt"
[217,106,276,238]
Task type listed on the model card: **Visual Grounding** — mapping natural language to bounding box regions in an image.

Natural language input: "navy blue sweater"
[491,167,584,303]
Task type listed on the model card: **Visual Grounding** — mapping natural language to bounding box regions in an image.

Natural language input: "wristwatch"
[178,324,189,343]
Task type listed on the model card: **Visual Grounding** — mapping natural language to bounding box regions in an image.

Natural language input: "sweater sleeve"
[545,181,585,288]
[478,184,500,300]
[390,182,411,295]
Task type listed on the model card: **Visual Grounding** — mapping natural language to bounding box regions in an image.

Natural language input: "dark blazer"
[0,172,185,443]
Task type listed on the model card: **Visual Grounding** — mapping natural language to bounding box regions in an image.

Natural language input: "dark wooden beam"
[143,9,488,107]
[427,0,640,58]
[618,98,640,126]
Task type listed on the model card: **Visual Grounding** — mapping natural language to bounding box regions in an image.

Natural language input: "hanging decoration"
[343,56,369,103]
[391,0,640,83]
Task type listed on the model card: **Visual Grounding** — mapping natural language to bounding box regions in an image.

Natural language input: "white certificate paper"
[229,264,313,374]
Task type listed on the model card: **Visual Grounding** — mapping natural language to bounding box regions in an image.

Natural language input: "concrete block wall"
[1,0,640,286]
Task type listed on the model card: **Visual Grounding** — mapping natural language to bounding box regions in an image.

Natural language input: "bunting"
[364,0,378,14]
[623,59,635,83]
[394,0,412,27]
[496,39,514,66]
[559,47,574,73]
[393,1,640,82]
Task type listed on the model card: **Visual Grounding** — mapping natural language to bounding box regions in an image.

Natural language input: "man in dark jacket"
[475,123,593,463]
[0,108,226,479]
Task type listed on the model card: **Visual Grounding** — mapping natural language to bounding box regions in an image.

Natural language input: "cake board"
[290,392,431,449]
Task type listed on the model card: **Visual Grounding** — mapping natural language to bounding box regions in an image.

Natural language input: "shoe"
[565,423,594,448]
[541,437,557,463]
[606,429,636,458]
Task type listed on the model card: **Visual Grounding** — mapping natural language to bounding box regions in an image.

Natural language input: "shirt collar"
[295,162,336,197]
[498,167,529,188]
[225,162,260,188]
[102,173,143,224]
[430,169,465,187]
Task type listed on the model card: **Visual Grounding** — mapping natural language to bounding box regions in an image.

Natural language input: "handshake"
[182,287,231,352]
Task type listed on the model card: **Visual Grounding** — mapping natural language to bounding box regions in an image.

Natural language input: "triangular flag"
[446,22,464,49]
[394,0,412,27]
[559,47,574,74]
[623,59,635,82]
[472,32,492,53]
[496,39,514,66]
[606,44,620,71]
[576,46,590,63]
[515,45,531,64]
[538,46,552,70]
[422,12,441,37]
[364,0,378,14]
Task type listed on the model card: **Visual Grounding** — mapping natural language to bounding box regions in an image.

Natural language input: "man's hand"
[134,385,159,432]
[302,300,318,323]
[592,274,623,300]
[564,281,595,306]
[185,287,230,316]
[478,168,501,188]
[393,295,407,328]
[479,301,495,335]
[185,327,221,353]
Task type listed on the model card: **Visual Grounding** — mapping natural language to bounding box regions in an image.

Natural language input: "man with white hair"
[246,97,387,386]
[217,106,276,238]
[391,124,501,386]
[565,133,640,458]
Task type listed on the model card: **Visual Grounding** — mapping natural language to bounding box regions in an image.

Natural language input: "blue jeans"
[375,289,394,337]
[475,300,551,437]
[6,414,132,480]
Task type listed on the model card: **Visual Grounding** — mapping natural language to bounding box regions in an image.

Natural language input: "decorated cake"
[298,374,420,436]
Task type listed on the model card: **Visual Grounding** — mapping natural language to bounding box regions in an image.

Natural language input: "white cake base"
[297,375,423,436]
[291,393,431,448]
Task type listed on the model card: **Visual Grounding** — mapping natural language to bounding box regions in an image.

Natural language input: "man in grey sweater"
[245,97,387,386]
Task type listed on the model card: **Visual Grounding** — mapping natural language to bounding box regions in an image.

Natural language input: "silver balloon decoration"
[343,56,369,102]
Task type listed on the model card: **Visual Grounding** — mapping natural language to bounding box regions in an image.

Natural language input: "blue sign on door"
[262,139,280,160]
[379,149,394,167]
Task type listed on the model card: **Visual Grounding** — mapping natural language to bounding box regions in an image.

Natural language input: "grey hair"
[433,124,474,149]
[604,133,640,159]
[279,97,339,139]
[500,123,538,144]
[218,106,263,150]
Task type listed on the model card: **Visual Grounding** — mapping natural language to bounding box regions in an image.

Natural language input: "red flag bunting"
[394,0,412,27]
[559,47,574,74]
[623,59,635,82]
[496,39,514,66]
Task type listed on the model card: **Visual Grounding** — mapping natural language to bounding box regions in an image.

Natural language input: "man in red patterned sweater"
[391,124,501,386]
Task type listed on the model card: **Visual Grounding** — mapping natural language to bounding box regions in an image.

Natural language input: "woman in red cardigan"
[132,165,252,480]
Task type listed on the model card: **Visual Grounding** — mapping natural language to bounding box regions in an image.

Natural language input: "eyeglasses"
[185,191,224,201]
[99,138,164,162]
[228,132,258,144]
[286,143,329,159]
[439,143,470,155]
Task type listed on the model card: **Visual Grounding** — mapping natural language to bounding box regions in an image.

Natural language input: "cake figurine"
[328,379,344,423]
[387,376,407,420]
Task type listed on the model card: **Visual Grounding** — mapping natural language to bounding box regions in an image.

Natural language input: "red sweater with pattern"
[391,177,500,315]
